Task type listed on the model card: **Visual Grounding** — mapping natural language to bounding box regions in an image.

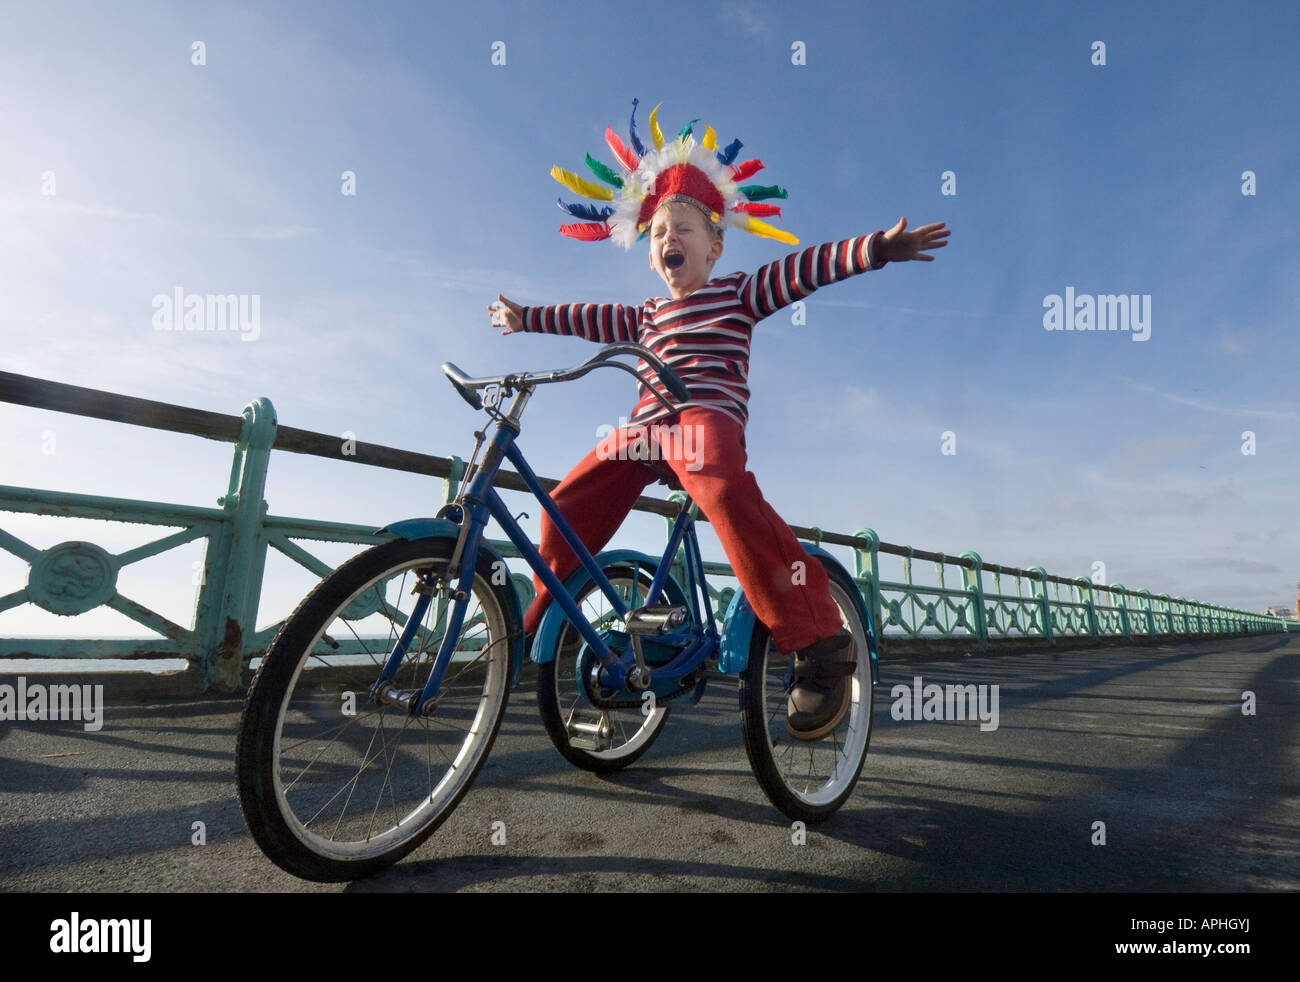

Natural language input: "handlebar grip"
[442,362,483,410]
[657,364,690,403]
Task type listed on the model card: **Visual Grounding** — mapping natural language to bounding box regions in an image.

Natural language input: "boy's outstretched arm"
[876,217,950,263]
[487,293,642,344]
[737,219,950,321]
[488,294,524,334]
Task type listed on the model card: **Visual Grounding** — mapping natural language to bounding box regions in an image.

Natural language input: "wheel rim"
[269,557,509,861]
[551,568,667,760]
[757,579,872,808]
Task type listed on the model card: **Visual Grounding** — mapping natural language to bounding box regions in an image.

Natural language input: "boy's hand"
[488,294,523,334]
[878,217,949,263]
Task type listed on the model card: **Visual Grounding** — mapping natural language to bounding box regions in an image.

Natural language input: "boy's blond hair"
[655,195,725,243]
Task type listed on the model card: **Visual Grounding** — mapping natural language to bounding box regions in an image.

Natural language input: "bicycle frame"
[375,382,720,716]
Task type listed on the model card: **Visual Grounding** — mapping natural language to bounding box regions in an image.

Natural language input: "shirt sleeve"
[519,303,642,344]
[735,231,885,322]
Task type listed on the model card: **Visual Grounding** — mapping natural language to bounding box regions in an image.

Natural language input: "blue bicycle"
[235,343,878,881]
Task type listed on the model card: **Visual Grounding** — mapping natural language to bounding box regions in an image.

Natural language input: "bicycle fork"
[370,506,493,717]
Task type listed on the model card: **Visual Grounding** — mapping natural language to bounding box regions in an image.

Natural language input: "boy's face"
[648,201,723,299]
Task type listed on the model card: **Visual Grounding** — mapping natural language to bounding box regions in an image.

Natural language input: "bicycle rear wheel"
[738,557,873,823]
[236,536,516,882]
[536,561,673,773]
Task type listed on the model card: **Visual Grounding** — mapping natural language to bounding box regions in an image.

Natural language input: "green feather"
[739,184,789,202]
[585,153,625,189]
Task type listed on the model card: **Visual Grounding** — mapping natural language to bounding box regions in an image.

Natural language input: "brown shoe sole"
[786,679,851,742]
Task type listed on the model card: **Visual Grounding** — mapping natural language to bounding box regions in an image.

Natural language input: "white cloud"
[0,195,153,222]
[1113,375,1300,424]
[241,225,317,241]
[717,1,776,38]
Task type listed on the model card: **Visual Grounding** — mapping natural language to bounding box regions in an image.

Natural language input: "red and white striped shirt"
[521,231,886,428]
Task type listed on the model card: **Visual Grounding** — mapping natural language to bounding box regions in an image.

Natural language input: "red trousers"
[522,407,843,654]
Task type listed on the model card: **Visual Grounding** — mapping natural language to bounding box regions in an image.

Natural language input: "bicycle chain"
[584,668,705,710]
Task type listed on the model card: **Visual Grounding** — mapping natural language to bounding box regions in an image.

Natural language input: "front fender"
[375,516,527,688]
[376,517,461,541]
[717,544,879,682]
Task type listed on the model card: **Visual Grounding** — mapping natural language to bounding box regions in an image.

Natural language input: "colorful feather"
[678,118,700,141]
[584,153,624,188]
[743,214,798,245]
[702,124,717,150]
[730,159,764,182]
[731,201,782,218]
[716,138,742,166]
[628,97,646,156]
[738,183,788,202]
[557,197,614,221]
[648,102,665,150]
[550,165,615,201]
[605,126,640,172]
[559,221,612,241]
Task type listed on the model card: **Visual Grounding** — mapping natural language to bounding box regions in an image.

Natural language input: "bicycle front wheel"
[236,536,517,882]
[738,557,874,823]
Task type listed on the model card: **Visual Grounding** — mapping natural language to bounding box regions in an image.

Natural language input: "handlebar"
[442,343,690,412]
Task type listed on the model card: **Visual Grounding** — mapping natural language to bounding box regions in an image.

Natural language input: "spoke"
[280,700,396,795]
[307,722,383,836]
[426,715,474,734]
[425,712,435,801]
[366,708,420,842]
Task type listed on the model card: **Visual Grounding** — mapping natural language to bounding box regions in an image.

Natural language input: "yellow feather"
[648,102,664,150]
[744,215,799,246]
[550,165,614,201]
[702,124,716,151]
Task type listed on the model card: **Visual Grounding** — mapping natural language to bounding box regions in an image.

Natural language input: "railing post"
[1079,578,1100,637]
[959,551,988,648]
[852,528,881,642]
[1029,566,1054,644]
[1135,588,1155,635]
[201,397,275,692]
[442,455,465,506]
[1111,584,1132,638]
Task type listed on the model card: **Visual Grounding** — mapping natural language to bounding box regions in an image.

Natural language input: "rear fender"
[532,549,686,665]
[717,544,879,682]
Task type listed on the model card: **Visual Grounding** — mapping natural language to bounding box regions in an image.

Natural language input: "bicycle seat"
[646,458,682,492]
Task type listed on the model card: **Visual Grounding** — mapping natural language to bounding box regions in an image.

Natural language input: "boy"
[488,103,948,739]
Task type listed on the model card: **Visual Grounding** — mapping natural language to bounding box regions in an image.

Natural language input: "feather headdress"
[552,98,798,249]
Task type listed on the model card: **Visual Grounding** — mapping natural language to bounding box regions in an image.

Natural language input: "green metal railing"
[1,372,1294,692]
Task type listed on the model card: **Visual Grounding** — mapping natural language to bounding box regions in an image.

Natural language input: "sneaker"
[786,628,857,741]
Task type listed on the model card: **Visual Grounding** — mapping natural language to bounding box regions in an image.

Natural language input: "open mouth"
[664,252,685,269]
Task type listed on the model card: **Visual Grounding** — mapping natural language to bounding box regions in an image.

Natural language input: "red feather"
[731,202,782,218]
[605,127,640,173]
[559,221,612,241]
[730,159,765,182]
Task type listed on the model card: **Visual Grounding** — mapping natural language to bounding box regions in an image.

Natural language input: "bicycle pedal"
[625,604,689,636]
[565,710,612,752]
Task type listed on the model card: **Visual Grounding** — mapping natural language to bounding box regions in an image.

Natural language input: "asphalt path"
[1,634,1296,892]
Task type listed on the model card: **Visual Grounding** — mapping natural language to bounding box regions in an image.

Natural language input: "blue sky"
[1,0,1297,641]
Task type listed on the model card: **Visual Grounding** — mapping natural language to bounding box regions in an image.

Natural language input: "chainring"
[575,631,704,709]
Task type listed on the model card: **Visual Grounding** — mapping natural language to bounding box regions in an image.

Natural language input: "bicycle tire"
[235,536,517,882]
[536,561,675,773]
[738,556,874,823]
